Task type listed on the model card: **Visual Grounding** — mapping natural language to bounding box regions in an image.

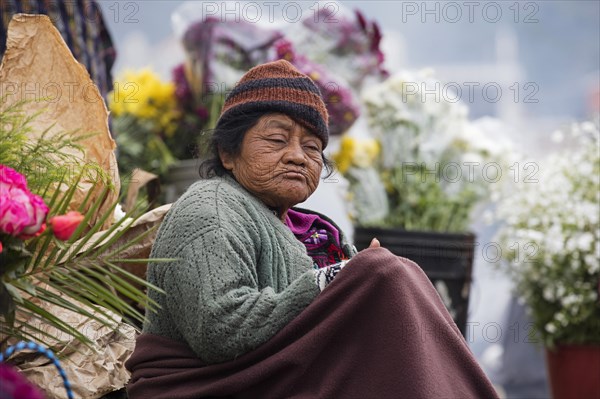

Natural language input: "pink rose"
[0,165,49,237]
[49,211,85,241]
[19,222,46,240]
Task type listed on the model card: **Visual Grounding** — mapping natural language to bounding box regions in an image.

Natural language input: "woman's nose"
[282,141,306,165]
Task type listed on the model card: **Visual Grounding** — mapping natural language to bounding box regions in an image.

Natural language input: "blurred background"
[99,1,599,397]
[1,1,598,397]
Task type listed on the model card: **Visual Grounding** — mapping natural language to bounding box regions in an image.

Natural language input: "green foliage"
[0,100,112,195]
[0,100,165,351]
[113,113,177,178]
[0,185,163,349]
[382,164,480,232]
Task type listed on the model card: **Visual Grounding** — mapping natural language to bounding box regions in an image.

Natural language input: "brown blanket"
[126,248,498,398]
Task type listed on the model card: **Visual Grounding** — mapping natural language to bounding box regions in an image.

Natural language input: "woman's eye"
[268,138,286,144]
[304,144,320,151]
[265,133,287,142]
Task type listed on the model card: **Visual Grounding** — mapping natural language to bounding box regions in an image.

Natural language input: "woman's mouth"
[281,171,305,181]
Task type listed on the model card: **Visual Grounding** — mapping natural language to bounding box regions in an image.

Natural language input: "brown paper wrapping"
[108,204,171,282]
[60,203,172,280]
[6,288,136,399]
[0,14,119,229]
[4,203,172,398]
[0,14,154,397]
[125,169,159,212]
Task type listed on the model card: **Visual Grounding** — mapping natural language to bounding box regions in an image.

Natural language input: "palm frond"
[1,99,166,351]
[1,193,166,348]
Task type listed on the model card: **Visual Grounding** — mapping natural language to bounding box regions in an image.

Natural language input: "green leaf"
[17,278,37,296]
[0,282,16,324]
[4,282,24,304]
[21,298,94,348]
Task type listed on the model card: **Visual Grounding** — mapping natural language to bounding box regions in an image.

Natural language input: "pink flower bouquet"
[0,165,84,273]
[0,165,48,239]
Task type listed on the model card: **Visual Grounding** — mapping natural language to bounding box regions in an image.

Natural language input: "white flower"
[577,161,594,176]
[544,225,565,255]
[565,237,578,252]
[545,323,557,334]
[555,312,568,327]
[577,232,594,251]
[584,254,600,274]
[483,210,495,225]
[543,287,555,301]
[490,190,501,202]
[561,294,580,307]
[114,204,126,222]
[581,121,598,133]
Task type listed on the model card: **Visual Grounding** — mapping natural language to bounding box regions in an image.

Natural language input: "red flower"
[49,211,84,241]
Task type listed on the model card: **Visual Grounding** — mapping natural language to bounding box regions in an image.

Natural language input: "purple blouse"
[284,209,347,269]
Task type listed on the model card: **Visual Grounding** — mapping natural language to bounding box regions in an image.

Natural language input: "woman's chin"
[278,183,311,205]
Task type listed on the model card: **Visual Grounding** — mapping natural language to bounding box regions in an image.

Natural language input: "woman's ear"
[218,148,235,171]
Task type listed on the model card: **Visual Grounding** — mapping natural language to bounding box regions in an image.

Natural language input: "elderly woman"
[126,60,498,399]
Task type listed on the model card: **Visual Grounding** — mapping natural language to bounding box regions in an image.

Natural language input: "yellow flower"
[109,68,177,130]
[333,136,380,174]
[333,136,356,174]
[353,138,380,168]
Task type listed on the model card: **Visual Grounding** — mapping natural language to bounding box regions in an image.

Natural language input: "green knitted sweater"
[143,175,348,364]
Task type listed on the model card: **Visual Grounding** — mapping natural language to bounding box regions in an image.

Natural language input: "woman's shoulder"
[176,175,257,211]
[166,175,268,229]
[151,177,253,252]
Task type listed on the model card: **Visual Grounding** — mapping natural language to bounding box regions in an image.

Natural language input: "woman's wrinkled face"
[220,113,324,216]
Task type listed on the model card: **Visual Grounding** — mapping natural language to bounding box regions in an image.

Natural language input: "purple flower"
[299,8,388,88]
[274,39,296,63]
[181,18,282,97]
[195,106,209,120]
[304,229,328,245]
[273,39,360,136]
[0,363,45,399]
[172,64,192,104]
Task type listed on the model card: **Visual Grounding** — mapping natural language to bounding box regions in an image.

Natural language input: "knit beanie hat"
[216,59,330,148]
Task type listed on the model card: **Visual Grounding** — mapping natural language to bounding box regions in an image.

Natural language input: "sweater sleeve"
[164,225,320,365]
[314,261,349,291]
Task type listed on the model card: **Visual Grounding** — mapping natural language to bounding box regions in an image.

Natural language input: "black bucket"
[354,227,475,337]
[162,159,203,203]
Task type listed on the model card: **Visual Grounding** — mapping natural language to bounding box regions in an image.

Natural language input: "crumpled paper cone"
[16,323,135,399]
[0,14,119,229]
[5,285,136,399]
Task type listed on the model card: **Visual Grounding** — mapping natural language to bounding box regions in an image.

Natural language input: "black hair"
[198,111,335,179]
